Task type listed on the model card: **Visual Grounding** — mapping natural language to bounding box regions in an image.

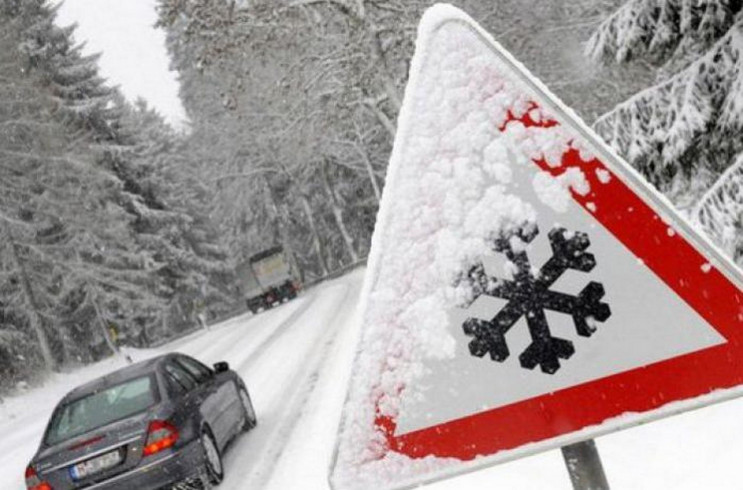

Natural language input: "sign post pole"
[561,439,610,490]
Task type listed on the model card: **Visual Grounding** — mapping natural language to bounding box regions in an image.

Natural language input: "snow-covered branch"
[593,21,743,206]
[694,154,743,264]
[586,0,742,68]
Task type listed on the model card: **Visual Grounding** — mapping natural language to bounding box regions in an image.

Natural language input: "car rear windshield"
[45,375,158,446]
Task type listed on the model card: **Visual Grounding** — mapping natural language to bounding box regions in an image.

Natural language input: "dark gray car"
[24,353,257,490]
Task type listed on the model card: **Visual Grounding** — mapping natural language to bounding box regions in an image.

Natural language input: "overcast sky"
[56,0,188,129]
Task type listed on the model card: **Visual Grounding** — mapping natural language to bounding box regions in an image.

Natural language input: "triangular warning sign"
[331,5,743,490]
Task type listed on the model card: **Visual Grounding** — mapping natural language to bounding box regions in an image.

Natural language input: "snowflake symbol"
[461,225,611,374]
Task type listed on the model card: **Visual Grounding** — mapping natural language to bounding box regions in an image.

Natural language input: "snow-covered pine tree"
[16,0,238,338]
[0,13,130,371]
[117,99,235,332]
[1,1,176,366]
[586,0,743,212]
[0,0,185,372]
[695,154,743,264]
[19,2,118,138]
[0,1,236,380]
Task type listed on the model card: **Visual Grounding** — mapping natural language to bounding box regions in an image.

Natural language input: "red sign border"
[331,9,743,490]
[380,102,743,460]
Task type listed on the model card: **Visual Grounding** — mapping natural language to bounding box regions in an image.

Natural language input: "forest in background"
[154,0,647,279]
[0,0,740,392]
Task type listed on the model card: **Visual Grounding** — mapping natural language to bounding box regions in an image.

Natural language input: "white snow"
[532,167,590,213]
[3,2,743,489]
[596,168,612,184]
[2,268,743,490]
[0,271,743,490]
[533,170,571,212]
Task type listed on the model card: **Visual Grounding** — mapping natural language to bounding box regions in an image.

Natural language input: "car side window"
[163,370,186,397]
[164,362,197,392]
[176,356,213,384]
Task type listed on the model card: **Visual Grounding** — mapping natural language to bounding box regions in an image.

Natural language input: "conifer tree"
[695,154,743,265]
[117,99,234,332]
[587,0,743,211]
[0,4,146,370]
[0,1,235,380]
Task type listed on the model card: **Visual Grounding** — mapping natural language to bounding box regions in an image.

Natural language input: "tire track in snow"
[232,292,320,370]
[161,310,257,353]
[186,295,316,366]
[176,295,308,359]
[228,283,355,489]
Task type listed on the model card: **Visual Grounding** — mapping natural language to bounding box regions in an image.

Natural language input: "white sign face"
[394,146,725,434]
[330,5,743,490]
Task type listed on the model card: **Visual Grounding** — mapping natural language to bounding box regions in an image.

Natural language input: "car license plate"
[70,449,123,480]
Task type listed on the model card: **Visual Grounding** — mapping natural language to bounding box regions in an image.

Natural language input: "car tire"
[200,427,224,484]
[239,387,257,431]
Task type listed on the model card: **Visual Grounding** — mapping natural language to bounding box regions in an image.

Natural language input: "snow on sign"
[330,4,743,490]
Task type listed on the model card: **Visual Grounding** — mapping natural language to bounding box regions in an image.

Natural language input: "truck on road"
[237,246,300,314]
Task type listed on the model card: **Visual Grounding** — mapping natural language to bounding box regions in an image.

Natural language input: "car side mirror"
[213,361,229,373]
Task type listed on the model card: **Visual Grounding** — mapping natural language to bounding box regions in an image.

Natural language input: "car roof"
[61,353,181,404]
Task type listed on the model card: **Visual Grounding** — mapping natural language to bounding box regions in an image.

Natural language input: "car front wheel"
[201,427,223,484]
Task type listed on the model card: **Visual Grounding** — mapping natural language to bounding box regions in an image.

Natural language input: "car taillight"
[25,466,52,490]
[142,420,179,457]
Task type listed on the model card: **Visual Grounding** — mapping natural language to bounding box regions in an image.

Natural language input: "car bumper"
[84,440,204,490]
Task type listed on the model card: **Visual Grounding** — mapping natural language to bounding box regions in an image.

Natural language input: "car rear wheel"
[201,427,223,484]
[239,387,257,431]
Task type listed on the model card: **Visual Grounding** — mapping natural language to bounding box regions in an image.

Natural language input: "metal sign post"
[561,439,610,490]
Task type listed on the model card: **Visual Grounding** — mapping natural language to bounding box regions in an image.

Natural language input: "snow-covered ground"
[0,270,363,490]
[2,268,743,489]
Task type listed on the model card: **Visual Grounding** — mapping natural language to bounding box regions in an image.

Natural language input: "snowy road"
[0,270,363,490]
[3,268,743,489]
